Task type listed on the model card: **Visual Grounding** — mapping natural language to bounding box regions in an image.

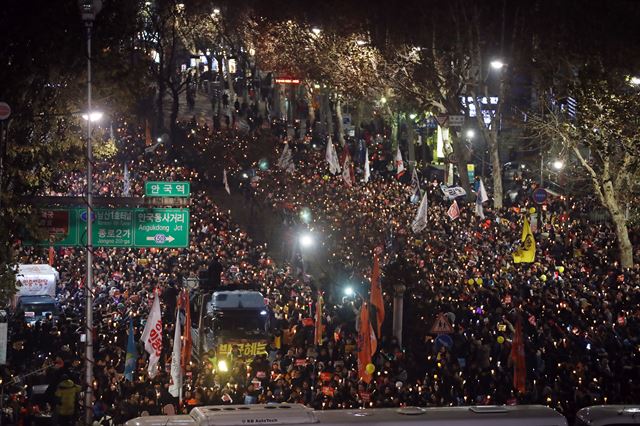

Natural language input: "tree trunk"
[353,99,364,139]
[170,87,180,142]
[335,98,345,146]
[488,129,504,209]
[306,85,315,125]
[603,180,633,268]
[226,56,236,104]
[323,91,333,140]
[450,131,472,194]
[156,57,166,131]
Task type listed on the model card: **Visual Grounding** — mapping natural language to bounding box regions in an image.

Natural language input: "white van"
[125,403,567,426]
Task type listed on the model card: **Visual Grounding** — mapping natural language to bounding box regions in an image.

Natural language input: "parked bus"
[125,403,568,426]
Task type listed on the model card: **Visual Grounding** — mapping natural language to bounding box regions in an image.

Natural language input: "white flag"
[363,147,370,183]
[141,294,162,378]
[123,163,130,197]
[411,190,429,233]
[277,143,295,173]
[475,178,489,219]
[410,167,421,203]
[223,169,230,195]
[325,136,341,175]
[342,153,353,187]
[395,146,405,178]
[168,309,182,398]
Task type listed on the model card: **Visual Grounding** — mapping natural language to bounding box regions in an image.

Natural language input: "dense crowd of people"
[1,120,638,425]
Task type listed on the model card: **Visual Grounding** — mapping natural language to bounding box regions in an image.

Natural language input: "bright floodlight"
[630,76,640,85]
[552,160,564,170]
[490,60,505,70]
[311,27,321,35]
[299,233,314,248]
[344,287,354,297]
[82,111,103,122]
[466,129,475,139]
[356,39,367,46]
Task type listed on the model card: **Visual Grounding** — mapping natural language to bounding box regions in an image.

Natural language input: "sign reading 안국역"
[28,208,189,248]
[145,181,190,197]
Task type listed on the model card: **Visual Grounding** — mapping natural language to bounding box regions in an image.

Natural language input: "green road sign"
[145,181,190,197]
[30,207,189,248]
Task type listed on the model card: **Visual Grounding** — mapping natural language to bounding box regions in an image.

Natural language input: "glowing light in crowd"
[299,233,314,248]
[552,160,564,170]
[344,286,355,297]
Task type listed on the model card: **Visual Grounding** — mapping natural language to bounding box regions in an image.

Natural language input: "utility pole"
[79,2,102,424]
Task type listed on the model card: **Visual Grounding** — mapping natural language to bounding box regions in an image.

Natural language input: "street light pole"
[79,2,101,424]
[84,19,95,426]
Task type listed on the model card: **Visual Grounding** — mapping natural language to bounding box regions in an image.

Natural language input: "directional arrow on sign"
[145,235,175,242]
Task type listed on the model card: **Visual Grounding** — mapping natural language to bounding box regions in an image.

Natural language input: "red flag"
[369,254,384,338]
[357,303,377,383]
[447,200,460,220]
[510,318,526,393]
[145,120,152,146]
[314,292,323,345]
[181,290,192,371]
[48,246,55,266]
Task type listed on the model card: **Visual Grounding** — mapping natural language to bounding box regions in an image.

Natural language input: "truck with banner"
[14,264,60,323]
[202,290,270,372]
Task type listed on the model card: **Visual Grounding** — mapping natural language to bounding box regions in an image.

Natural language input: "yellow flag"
[513,217,535,263]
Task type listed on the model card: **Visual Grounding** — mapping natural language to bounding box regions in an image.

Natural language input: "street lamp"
[552,159,564,171]
[465,129,475,139]
[344,286,355,297]
[490,59,505,70]
[82,111,103,122]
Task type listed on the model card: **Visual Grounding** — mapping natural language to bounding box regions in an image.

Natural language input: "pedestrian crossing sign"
[430,313,454,334]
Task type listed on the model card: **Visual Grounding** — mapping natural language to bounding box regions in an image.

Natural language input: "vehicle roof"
[313,405,566,426]
[576,405,640,425]
[18,295,57,304]
[210,290,266,310]
[185,404,566,426]
[124,414,194,426]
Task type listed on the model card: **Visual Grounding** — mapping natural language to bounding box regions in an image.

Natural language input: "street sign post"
[145,181,190,197]
[449,115,465,127]
[29,207,189,248]
[533,188,548,204]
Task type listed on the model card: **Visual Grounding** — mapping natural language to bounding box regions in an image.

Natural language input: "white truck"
[14,264,60,323]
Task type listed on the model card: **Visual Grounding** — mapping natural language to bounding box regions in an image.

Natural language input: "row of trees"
[0,0,639,303]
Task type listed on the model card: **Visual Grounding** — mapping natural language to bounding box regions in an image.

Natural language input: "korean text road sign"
[145,181,190,197]
[448,115,465,127]
[29,207,189,248]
